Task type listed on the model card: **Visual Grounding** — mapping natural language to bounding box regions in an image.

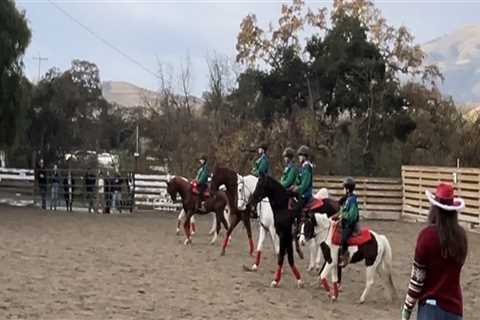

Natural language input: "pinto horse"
[166,176,229,245]
[300,214,397,303]
[246,175,304,288]
[210,167,254,256]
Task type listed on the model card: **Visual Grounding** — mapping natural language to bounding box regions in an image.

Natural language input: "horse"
[176,209,220,236]
[299,195,340,272]
[166,176,230,245]
[237,175,279,271]
[210,167,254,256]
[245,175,304,288]
[300,213,397,303]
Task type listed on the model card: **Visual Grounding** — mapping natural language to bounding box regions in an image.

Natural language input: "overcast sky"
[16,0,480,96]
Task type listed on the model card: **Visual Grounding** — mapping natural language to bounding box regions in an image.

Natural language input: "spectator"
[104,171,111,214]
[402,183,468,320]
[84,169,96,213]
[50,164,60,211]
[63,170,75,212]
[112,172,122,213]
[95,171,105,214]
[35,159,47,210]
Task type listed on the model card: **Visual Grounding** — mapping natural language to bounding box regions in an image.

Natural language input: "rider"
[251,143,270,178]
[280,147,297,190]
[195,155,209,212]
[338,177,360,267]
[292,145,313,211]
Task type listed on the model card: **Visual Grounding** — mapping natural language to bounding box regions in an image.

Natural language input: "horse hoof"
[359,299,365,304]
[297,279,304,288]
[184,238,192,246]
[176,228,180,235]
[220,250,226,256]
[270,281,279,288]
[251,264,258,271]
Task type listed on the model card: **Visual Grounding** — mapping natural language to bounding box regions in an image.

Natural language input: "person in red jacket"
[402,182,468,320]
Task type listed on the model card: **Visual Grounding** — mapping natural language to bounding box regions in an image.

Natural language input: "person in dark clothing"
[35,159,48,210]
[50,165,60,211]
[63,170,75,212]
[112,173,123,213]
[84,169,96,213]
[104,173,111,214]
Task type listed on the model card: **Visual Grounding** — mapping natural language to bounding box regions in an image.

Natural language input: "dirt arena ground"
[0,206,478,320]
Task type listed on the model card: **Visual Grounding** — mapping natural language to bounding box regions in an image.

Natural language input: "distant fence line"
[402,166,480,227]
[1,166,479,229]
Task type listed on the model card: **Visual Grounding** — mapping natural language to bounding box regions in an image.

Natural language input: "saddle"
[331,221,372,247]
[190,180,210,198]
[287,197,324,213]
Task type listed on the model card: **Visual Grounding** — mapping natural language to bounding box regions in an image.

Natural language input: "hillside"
[102,81,203,109]
[423,25,480,104]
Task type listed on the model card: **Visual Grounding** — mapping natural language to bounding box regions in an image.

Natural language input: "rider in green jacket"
[252,143,270,178]
[293,145,313,206]
[195,155,209,212]
[280,147,297,189]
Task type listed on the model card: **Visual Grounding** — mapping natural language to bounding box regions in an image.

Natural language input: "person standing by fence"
[49,164,60,211]
[95,171,104,214]
[35,159,47,210]
[63,170,75,212]
[402,182,468,320]
[85,169,96,213]
[112,173,122,213]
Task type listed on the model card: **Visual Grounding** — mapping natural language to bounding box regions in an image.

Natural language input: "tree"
[0,0,31,154]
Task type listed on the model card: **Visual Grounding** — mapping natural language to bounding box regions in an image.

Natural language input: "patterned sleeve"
[404,230,428,312]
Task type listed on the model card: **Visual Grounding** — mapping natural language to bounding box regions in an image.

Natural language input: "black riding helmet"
[343,176,356,192]
[282,147,295,159]
[297,145,310,157]
[258,142,268,151]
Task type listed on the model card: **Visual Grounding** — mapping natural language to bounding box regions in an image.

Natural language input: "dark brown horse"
[210,167,254,256]
[166,176,229,245]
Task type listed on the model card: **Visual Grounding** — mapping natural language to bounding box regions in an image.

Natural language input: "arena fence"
[402,165,480,227]
[0,168,35,206]
[0,168,135,213]
[314,176,402,220]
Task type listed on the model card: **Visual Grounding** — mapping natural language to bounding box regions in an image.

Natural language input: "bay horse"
[210,167,254,256]
[300,213,397,303]
[245,175,304,288]
[166,176,229,245]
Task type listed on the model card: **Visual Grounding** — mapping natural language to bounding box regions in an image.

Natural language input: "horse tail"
[379,234,397,300]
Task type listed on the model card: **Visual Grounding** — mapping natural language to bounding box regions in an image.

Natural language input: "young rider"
[280,147,297,190]
[251,143,270,178]
[292,145,313,210]
[195,155,209,212]
[338,177,360,267]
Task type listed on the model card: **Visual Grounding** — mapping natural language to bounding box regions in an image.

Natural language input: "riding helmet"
[343,177,356,191]
[198,155,207,161]
[258,142,268,151]
[282,147,295,159]
[297,145,310,157]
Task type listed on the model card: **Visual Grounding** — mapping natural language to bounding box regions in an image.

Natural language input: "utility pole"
[33,54,48,83]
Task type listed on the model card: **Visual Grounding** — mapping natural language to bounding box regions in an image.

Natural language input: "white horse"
[237,175,279,271]
[300,213,397,303]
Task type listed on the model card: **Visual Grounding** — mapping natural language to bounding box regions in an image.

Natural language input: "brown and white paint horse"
[300,214,397,303]
[166,176,229,245]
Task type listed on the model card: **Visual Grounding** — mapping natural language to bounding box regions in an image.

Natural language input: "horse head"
[166,177,178,202]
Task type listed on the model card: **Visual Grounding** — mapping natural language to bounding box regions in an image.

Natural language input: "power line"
[47,0,160,79]
[33,54,48,83]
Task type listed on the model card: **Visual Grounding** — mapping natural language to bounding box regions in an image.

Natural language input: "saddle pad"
[304,198,324,212]
[331,222,371,246]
